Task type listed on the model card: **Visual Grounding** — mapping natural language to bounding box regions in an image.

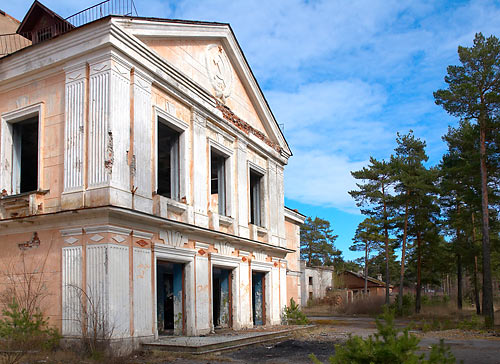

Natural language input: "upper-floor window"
[1,104,42,196]
[12,117,38,193]
[210,148,227,215]
[157,118,180,200]
[249,169,263,226]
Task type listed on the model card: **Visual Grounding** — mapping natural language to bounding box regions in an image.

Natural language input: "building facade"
[0,2,303,349]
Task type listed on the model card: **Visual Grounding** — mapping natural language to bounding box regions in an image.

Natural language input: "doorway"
[157,261,184,335]
[212,267,232,328]
[252,271,266,326]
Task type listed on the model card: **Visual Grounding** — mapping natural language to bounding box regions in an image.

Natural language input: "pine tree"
[300,217,341,266]
[434,33,500,327]
[350,158,394,304]
[350,217,384,294]
[390,131,430,313]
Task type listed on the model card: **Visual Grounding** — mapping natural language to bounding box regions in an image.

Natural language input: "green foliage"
[390,294,415,316]
[434,32,500,327]
[457,315,483,331]
[310,309,455,364]
[0,300,60,355]
[282,298,309,325]
[300,217,341,267]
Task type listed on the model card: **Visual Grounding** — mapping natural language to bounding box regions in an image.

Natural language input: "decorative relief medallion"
[159,230,187,248]
[215,241,234,256]
[205,44,233,102]
[254,251,266,262]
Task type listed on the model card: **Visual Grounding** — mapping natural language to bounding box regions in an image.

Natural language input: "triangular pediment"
[116,19,290,156]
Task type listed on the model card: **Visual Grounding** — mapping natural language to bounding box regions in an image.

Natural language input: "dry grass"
[303,294,386,317]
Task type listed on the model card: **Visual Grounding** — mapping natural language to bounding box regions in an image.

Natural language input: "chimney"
[377,274,383,281]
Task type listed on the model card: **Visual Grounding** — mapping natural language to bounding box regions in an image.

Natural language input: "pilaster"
[192,110,208,228]
[62,61,86,209]
[236,139,249,238]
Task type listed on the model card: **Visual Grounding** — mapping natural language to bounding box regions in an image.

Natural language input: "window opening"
[309,277,313,286]
[249,170,262,226]
[157,119,180,200]
[12,116,38,194]
[210,149,226,215]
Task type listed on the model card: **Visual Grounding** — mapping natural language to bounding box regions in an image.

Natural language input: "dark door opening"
[252,271,265,326]
[157,261,184,335]
[212,267,232,328]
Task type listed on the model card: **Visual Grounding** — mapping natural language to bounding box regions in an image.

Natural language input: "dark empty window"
[309,277,313,286]
[210,149,226,215]
[12,116,38,194]
[249,170,262,226]
[157,119,180,200]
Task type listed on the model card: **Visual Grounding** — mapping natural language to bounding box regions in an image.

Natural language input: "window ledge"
[219,215,234,227]
[165,197,187,214]
[256,226,268,237]
[0,190,49,218]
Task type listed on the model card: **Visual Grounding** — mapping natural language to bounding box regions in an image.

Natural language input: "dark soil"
[227,339,337,363]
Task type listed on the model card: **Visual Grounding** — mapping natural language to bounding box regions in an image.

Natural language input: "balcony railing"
[0,0,138,57]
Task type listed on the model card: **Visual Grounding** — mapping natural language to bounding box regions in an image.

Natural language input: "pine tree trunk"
[364,244,368,295]
[456,204,463,310]
[382,183,390,306]
[415,231,422,314]
[398,197,409,312]
[479,118,494,328]
[457,253,463,310]
[471,212,481,315]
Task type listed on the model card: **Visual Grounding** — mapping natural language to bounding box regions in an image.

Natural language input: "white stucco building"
[0,1,304,351]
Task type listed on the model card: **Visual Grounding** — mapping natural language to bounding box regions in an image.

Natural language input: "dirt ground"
[146,317,500,364]
[22,317,500,363]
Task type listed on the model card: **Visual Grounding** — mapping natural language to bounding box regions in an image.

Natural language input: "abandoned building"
[300,261,335,304]
[337,270,392,297]
[0,0,305,350]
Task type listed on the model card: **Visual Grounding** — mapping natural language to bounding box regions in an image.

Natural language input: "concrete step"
[142,326,315,354]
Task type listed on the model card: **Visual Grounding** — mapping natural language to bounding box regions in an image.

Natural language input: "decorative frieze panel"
[254,250,266,262]
[215,241,234,256]
[109,59,131,190]
[132,70,152,200]
[133,247,152,336]
[62,246,82,336]
[88,63,111,187]
[159,230,187,248]
[87,54,131,190]
[86,244,130,338]
[64,63,86,192]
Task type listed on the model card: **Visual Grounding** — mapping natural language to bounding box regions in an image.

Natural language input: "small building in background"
[337,270,392,297]
[300,262,335,304]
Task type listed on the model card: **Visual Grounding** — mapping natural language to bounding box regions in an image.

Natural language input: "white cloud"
[285,150,367,213]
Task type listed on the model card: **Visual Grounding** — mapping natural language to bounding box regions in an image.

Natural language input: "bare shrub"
[66,284,115,358]
[0,235,59,364]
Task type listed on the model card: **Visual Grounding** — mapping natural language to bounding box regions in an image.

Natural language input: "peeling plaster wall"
[0,72,65,212]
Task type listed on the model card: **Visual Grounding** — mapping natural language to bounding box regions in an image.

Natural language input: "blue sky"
[4,0,500,261]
